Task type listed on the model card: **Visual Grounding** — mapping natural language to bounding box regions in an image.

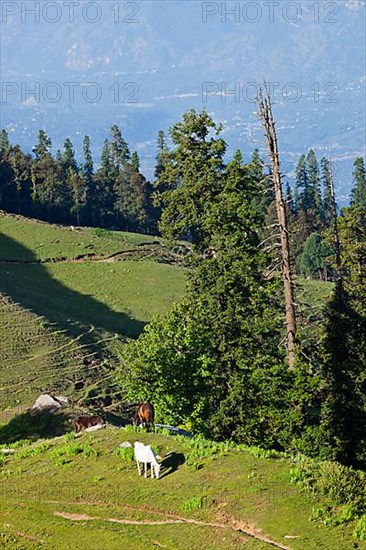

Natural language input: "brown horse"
[133,403,155,430]
[74,415,105,433]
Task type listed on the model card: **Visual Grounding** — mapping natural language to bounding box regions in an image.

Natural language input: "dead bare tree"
[257,84,297,370]
[328,159,343,277]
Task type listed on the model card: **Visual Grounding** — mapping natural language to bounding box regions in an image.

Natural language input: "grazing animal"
[134,441,160,479]
[133,402,155,430]
[74,415,105,434]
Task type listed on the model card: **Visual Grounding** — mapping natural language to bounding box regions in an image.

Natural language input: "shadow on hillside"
[0,233,146,340]
[159,452,185,478]
[0,411,71,444]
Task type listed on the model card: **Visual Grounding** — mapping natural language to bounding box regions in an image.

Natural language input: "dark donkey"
[74,415,106,433]
[133,402,155,430]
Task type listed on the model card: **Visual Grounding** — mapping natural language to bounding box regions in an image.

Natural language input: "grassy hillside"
[0,213,333,414]
[0,295,101,414]
[0,261,186,338]
[0,427,363,550]
[0,215,360,550]
[0,214,186,411]
[0,212,160,262]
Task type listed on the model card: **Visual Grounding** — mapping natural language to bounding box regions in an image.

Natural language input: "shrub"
[82,444,99,458]
[291,457,366,530]
[18,442,51,459]
[123,424,141,433]
[354,515,366,541]
[51,443,98,458]
[115,446,134,462]
[181,496,206,512]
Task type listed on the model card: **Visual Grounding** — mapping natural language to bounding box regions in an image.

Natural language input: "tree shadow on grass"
[0,411,71,444]
[0,234,147,411]
[159,452,185,478]
[0,233,146,340]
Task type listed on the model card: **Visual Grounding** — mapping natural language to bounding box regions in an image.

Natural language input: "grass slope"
[0,213,333,417]
[0,295,113,412]
[0,427,363,550]
[0,212,159,262]
[0,261,186,338]
[0,214,186,411]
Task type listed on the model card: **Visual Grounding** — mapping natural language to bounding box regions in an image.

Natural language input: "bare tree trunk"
[328,159,345,298]
[257,84,297,370]
[328,160,342,274]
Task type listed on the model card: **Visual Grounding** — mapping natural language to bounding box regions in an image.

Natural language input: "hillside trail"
[0,243,184,265]
[53,506,293,550]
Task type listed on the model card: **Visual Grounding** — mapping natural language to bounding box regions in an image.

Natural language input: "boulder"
[85,423,105,432]
[30,394,68,414]
[119,441,132,448]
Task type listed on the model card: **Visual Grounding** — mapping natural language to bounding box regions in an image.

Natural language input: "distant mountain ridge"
[1,0,365,201]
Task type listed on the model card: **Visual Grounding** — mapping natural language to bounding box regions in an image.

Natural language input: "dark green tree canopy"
[351,157,366,209]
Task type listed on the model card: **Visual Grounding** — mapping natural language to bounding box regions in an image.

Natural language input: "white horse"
[134,441,161,479]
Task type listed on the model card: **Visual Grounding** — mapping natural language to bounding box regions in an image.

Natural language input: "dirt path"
[53,509,292,550]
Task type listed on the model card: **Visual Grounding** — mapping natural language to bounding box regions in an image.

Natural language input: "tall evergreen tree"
[9,146,33,216]
[110,124,130,172]
[300,232,333,280]
[338,204,366,313]
[131,151,140,172]
[306,149,322,223]
[114,165,152,232]
[69,170,87,226]
[32,130,52,160]
[60,138,78,175]
[0,149,16,213]
[81,135,94,225]
[155,109,226,248]
[320,282,366,466]
[120,110,284,443]
[351,157,366,209]
[0,129,11,155]
[31,154,71,223]
[154,130,167,179]
[83,136,94,185]
[320,157,333,226]
[92,140,116,227]
[294,154,309,213]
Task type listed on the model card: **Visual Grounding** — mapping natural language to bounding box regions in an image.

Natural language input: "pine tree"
[320,282,366,466]
[114,165,152,232]
[294,154,309,213]
[9,145,33,216]
[32,130,52,160]
[321,157,333,226]
[110,124,130,172]
[120,110,284,443]
[61,138,78,175]
[81,135,94,225]
[247,148,271,215]
[306,149,322,223]
[285,181,295,214]
[338,204,366,313]
[69,170,87,226]
[92,139,116,227]
[154,109,226,248]
[0,148,16,213]
[154,130,167,179]
[300,232,333,280]
[83,136,94,185]
[131,151,140,172]
[0,129,10,155]
[351,157,366,209]
[31,154,71,223]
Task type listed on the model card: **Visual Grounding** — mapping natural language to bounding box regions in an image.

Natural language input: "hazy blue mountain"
[1,0,365,201]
